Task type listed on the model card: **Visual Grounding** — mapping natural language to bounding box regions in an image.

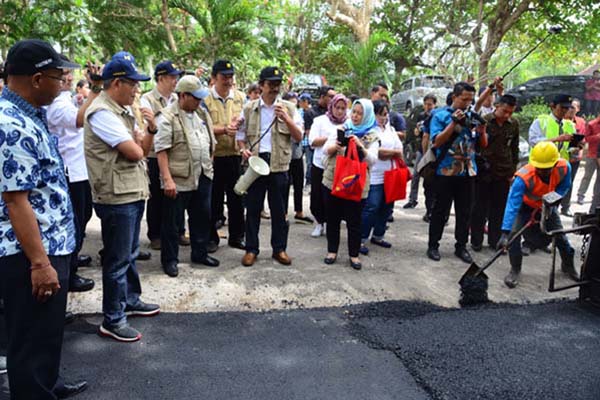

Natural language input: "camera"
[464,107,486,130]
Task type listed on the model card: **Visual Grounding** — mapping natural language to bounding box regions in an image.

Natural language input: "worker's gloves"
[496,231,511,251]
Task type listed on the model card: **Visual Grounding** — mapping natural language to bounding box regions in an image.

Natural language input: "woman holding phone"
[321,99,379,270]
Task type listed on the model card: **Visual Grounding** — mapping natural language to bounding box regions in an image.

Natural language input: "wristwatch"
[147,127,158,135]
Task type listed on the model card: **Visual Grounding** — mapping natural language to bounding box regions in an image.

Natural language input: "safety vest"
[515,159,569,209]
[537,114,575,160]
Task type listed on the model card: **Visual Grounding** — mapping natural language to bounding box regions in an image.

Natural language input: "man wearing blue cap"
[0,39,88,399]
[155,76,218,277]
[84,53,160,342]
[140,60,184,250]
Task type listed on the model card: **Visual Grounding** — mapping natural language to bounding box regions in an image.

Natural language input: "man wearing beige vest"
[205,60,247,252]
[236,67,303,266]
[140,60,183,250]
[155,76,219,277]
[84,53,160,342]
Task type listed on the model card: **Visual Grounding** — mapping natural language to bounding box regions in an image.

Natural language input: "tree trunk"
[325,0,373,43]
[161,0,178,54]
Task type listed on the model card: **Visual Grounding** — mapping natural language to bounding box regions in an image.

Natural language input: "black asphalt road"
[1,300,600,399]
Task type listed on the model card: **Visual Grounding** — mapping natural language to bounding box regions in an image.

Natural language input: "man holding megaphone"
[236,67,303,267]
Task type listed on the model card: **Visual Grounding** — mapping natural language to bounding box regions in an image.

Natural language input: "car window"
[414,77,421,87]
[401,80,412,91]
[421,76,453,89]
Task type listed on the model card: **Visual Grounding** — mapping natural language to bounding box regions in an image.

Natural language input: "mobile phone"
[337,128,348,146]
[569,133,585,148]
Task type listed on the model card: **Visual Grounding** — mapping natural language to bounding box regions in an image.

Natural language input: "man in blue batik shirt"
[426,82,488,263]
[0,39,88,399]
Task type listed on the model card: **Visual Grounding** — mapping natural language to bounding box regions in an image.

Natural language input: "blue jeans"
[303,145,313,185]
[361,184,393,241]
[94,200,144,327]
[509,206,574,260]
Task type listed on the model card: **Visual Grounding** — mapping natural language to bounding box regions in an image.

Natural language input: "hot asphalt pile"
[2,299,598,400]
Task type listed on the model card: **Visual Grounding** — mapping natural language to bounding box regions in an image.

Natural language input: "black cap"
[552,94,573,107]
[259,66,283,82]
[154,60,183,77]
[5,39,80,75]
[212,60,235,76]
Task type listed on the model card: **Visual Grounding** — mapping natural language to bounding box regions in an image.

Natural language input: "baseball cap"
[175,75,209,99]
[5,39,80,75]
[212,60,235,76]
[154,60,183,77]
[299,93,312,102]
[102,52,150,81]
[552,94,573,108]
[259,66,283,82]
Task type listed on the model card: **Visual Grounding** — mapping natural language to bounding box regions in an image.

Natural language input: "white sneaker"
[311,223,324,237]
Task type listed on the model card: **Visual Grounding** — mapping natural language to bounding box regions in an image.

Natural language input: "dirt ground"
[68,166,595,314]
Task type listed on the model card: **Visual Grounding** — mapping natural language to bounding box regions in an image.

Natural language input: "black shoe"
[422,214,430,223]
[77,254,92,267]
[137,251,151,261]
[125,301,160,317]
[193,255,220,267]
[163,261,179,277]
[427,247,440,261]
[207,241,218,253]
[403,201,417,209]
[454,247,473,264]
[228,239,246,250]
[471,243,483,252]
[521,244,531,256]
[504,269,521,288]
[69,275,94,292]
[54,380,88,399]
[387,215,394,222]
[561,209,573,217]
[65,311,75,325]
[324,255,337,265]
[350,259,362,270]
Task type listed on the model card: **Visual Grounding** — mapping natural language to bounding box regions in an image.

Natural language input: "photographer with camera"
[426,82,487,263]
[470,94,520,252]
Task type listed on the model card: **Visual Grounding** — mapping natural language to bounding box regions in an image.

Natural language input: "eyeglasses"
[119,78,140,88]
[42,74,67,84]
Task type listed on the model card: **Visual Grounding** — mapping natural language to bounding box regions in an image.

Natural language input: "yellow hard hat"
[529,141,559,168]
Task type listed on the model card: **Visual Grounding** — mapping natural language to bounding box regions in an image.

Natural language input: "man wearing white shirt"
[47,67,98,293]
[140,60,182,250]
[236,67,303,267]
[84,53,160,342]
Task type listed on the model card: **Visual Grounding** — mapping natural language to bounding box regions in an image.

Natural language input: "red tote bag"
[331,138,367,202]
[384,157,412,203]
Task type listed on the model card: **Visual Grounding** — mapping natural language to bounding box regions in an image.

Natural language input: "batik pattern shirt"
[0,87,76,257]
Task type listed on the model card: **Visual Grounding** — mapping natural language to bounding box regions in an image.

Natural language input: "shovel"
[458,211,539,306]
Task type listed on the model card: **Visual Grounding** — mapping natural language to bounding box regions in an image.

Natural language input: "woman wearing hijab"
[360,100,404,255]
[321,99,379,269]
[308,94,349,237]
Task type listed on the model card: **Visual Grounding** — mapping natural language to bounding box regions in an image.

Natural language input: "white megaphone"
[234,155,270,195]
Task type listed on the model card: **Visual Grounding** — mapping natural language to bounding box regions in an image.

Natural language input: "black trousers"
[560,160,580,212]
[245,154,289,255]
[323,186,362,257]
[310,166,326,224]
[210,156,245,245]
[67,179,92,278]
[146,157,164,241]
[0,253,70,400]
[284,158,304,213]
[470,176,510,248]
[161,175,212,264]
[423,175,435,217]
[428,175,473,250]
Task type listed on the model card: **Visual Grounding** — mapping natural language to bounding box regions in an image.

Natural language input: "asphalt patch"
[347,300,600,400]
